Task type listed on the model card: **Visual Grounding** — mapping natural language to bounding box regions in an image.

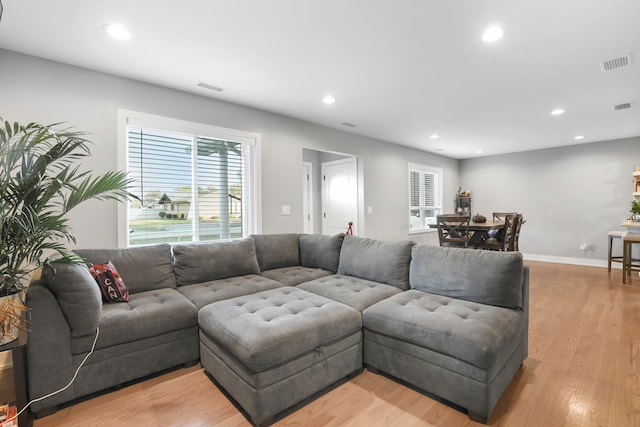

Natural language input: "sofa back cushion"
[337,235,414,290]
[75,244,176,294]
[409,244,524,309]
[173,238,260,285]
[251,233,300,271]
[42,260,102,337]
[299,233,345,273]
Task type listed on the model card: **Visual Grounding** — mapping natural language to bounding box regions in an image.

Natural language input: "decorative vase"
[0,291,27,345]
[472,213,487,223]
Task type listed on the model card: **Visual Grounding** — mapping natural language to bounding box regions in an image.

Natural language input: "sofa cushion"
[260,266,332,286]
[362,290,523,371]
[41,261,102,338]
[198,286,362,373]
[299,233,344,273]
[251,233,300,271]
[409,244,524,309]
[73,288,198,352]
[75,244,176,294]
[298,274,403,312]
[337,235,414,290]
[178,274,283,309]
[173,238,260,286]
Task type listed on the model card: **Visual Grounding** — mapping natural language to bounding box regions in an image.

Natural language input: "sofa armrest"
[41,261,102,337]
[521,265,530,358]
[26,282,78,413]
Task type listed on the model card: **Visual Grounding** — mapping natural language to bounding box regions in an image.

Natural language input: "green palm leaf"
[1,118,137,294]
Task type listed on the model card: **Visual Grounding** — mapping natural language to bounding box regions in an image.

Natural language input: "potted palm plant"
[0,118,134,344]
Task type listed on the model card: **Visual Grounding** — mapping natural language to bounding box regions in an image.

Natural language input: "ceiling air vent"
[341,122,357,128]
[197,82,224,92]
[600,54,632,72]
[612,101,634,111]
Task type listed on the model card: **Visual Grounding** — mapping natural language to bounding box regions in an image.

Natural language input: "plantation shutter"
[409,166,439,209]
[409,163,443,231]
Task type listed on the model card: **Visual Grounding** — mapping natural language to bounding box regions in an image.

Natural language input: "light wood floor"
[29,262,640,426]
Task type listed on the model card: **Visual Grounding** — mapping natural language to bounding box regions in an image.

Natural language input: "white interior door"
[322,158,358,235]
[302,162,313,234]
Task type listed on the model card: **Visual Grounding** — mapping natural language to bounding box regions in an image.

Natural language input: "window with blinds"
[409,163,443,232]
[125,118,258,246]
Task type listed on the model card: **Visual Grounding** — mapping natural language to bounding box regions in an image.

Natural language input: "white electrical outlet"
[281,205,291,216]
[579,243,589,251]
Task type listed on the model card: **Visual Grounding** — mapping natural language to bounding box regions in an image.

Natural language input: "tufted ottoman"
[362,289,526,422]
[198,286,363,426]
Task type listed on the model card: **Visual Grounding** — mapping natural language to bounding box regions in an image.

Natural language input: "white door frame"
[302,161,313,234]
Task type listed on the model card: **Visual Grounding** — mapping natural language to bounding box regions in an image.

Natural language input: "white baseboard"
[522,253,615,269]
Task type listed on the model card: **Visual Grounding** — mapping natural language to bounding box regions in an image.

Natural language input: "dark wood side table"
[0,328,33,427]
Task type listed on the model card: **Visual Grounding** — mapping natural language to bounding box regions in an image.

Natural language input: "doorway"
[322,158,358,235]
[302,148,363,236]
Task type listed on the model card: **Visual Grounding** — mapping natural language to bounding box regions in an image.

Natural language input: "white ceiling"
[0,0,639,159]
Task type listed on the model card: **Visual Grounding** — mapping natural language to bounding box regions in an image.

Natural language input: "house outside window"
[409,163,443,232]
[119,111,260,246]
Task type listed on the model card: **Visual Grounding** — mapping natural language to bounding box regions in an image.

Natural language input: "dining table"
[428,219,504,231]
[468,219,505,231]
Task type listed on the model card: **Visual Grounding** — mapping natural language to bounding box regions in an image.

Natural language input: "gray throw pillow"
[409,244,524,309]
[251,234,300,271]
[299,233,345,273]
[75,243,176,294]
[337,235,415,290]
[173,238,260,285]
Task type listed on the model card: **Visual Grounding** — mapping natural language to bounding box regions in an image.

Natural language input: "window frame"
[408,163,443,234]
[117,109,262,247]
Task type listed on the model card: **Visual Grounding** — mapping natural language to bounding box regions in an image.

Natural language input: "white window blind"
[125,118,258,246]
[409,163,443,232]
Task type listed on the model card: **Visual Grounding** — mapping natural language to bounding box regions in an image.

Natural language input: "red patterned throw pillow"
[89,261,130,303]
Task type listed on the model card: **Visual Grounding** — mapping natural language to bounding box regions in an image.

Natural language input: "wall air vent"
[197,82,224,92]
[600,54,632,72]
[612,101,634,111]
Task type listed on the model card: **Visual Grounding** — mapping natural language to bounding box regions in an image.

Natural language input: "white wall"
[0,49,455,247]
[460,138,640,265]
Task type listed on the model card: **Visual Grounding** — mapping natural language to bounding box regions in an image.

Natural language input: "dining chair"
[477,214,518,251]
[607,230,625,272]
[622,232,640,284]
[511,213,524,251]
[492,212,518,221]
[437,215,471,248]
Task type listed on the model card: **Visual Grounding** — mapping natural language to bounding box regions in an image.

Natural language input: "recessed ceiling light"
[475,150,484,154]
[551,108,565,116]
[323,95,336,105]
[574,135,585,140]
[102,24,131,40]
[482,26,504,42]
[429,134,440,139]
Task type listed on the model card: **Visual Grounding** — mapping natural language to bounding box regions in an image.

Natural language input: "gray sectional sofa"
[27,233,529,425]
